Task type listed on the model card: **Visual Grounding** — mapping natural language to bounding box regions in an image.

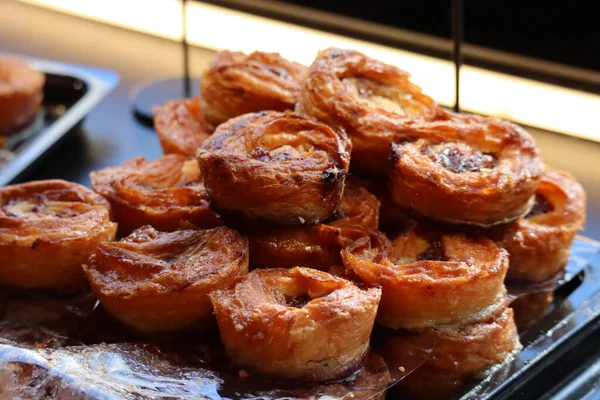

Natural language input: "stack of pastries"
[0,47,586,398]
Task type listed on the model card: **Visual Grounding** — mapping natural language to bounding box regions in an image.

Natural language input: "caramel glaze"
[91,155,221,236]
[0,180,116,292]
[200,50,307,127]
[496,169,586,283]
[341,226,509,330]
[0,57,44,135]
[197,111,351,225]
[84,225,248,336]
[296,48,445,175]
[240,180,380,270]
[153,97,214,157]
[210,267,381,382]
[390,112,544,227]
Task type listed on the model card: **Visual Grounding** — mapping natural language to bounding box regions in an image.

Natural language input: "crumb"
[398,366,405,372]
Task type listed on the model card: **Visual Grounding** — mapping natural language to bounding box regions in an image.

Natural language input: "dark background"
[281,1,599,71]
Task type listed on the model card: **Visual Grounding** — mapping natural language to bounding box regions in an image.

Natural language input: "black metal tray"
[0,53,119,186]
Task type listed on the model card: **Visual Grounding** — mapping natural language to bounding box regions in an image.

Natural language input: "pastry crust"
[153,97,214,156]
[84,225,248,335]
[0,180,116,292]
[241,180,380,270]
[342,227,509,329]
[296,48,444,175]
[210,267,381,382]
[354,175,416,234]
[197,111,351,225]
[0,57,45,135]
[91,155,221,236]
[498,169,586,282]
[200,50,307,126]
[390,113,544,226]
[386,306,521,399]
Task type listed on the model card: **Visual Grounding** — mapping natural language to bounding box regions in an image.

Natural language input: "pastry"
[200,50,307,126]
[210,267,381,382]
[0,180,116,292]
[296,48,443,175]
[84,224,248,335]
[342,226,509,329]
[153,97,214,156]
[498,169,586,282]
[390,113,544,226]
[90,155,221,236]
[0,57,44,135]
[197,111,351,225]
[241,180,380,270]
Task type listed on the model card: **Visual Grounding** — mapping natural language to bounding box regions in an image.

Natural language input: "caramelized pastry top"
[390,113,544,226]
[90,155,220,234]
[86,225,248,298]
[342,227,509,329]
[200,50,307,126]
[296,48,443,174]
[197,111,351,225]
[0,179,114,242]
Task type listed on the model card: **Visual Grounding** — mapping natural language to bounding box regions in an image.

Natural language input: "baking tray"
[0,53,119,186]
[0,236,598,399]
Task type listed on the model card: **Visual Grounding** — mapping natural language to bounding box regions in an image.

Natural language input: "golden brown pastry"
[0,180,116,292]
[241,180,380,270]
[200,50,307,126]
[84,224,248,335]
[0,57,44,135]
[497,169,586,282]
[390,113,544,227]
[509,289,554,331]
[341,226,509,329]
[90,155,221,236]
[153,97,214,156]
[385,306,521,399]
[296,48,444,175]
[210,267,381,382]
[197,111,351,225]
[353,175,416,234]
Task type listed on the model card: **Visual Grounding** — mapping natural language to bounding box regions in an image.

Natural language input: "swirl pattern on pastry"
[241,180,380,270]
[0,57,45,135]
[153,97,214,156]
[200,50,307,126]
[84,224,249,335]
[390,113,544,226]
[210,267,381,382]
[497,169,586,282]
[296,48,444,175]
[90,155,221,236]
[197,111,351,225]
[341,227,509,329]
[0,180,116,292]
